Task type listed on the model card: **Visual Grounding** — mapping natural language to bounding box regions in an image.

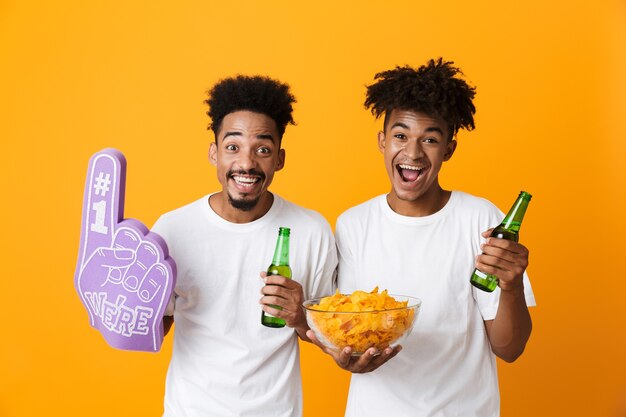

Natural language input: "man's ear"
[209,142,217,166]
[377,131,386,153]
[276,148,286,171]
[444,139,457,161]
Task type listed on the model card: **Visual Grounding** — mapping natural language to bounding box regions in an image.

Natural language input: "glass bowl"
[303,295,421,356]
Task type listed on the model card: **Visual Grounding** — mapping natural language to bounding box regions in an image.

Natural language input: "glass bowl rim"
[302,294,422,314]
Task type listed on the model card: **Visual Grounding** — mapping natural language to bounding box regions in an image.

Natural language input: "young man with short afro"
[153,75,337,417]
[309,58,536,416]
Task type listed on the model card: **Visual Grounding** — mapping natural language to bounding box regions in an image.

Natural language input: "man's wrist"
[295,325,311,341]
[498,279,525,294]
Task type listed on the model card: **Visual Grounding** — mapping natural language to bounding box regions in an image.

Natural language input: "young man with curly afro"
[308,58,536,416]
[152,75,337,417]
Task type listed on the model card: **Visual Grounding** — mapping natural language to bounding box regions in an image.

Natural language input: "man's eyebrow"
[424,126,444,135]
[390,123,444,135]
[223,131,242,139]
[222,131,274,140]
[390,122,410,130]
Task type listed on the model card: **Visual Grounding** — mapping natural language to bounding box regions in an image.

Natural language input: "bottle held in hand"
[261,227,292,328]
[470,191,532,292]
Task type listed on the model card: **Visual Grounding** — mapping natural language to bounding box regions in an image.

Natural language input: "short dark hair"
[364,58,476,140]
[205,75,296,139]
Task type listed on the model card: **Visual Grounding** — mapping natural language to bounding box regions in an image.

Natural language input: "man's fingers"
[263,274,292,286]
[484,237,528,256]
[348,345,402,373]
[261,284,286,297]
[305,328,402,373]
[306,330,321,346]
[479,247,518,265]
[354,348,380,367]
[337,347,356,368]
[77,149,127,269]
[362,346,401,372]
[261,295,285,307]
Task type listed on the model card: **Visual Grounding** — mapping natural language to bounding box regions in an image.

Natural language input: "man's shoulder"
[337,195,385,225]
[153,195,208,229]
[451,191,501,215]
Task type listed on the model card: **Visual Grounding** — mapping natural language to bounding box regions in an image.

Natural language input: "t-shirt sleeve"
[335,215,358,294]
[303,222,338,300]
[474,272,536,320]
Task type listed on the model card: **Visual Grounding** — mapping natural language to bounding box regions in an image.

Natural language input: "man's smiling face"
[378,109,456,207]
[210,110,284,212]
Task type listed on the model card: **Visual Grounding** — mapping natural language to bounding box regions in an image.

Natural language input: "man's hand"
[74,149,176,352]
[306,330,401,373]
[476,228,529,292]
[260,272,308,337]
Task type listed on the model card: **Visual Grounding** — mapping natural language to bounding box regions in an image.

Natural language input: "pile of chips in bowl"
[303,287,420,355]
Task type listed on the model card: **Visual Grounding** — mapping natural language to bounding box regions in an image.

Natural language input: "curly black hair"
[205,75,296,140]
[365,58,476,140]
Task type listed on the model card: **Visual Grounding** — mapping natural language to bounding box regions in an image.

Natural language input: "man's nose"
[236,150,257,171]
[404,139,424,160]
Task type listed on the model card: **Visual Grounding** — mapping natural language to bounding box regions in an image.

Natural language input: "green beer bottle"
[470,191,532,292]
[261,227,292,328]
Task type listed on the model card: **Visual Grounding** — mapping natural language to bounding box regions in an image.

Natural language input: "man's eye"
[423,138,438,144]
[257,147,271,154]
[394,134,406,140]
[226,144,237,151]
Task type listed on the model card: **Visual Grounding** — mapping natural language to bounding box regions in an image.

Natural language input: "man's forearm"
[485,285,532,362]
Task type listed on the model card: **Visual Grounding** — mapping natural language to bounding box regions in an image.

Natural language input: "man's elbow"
[494,345,526,363]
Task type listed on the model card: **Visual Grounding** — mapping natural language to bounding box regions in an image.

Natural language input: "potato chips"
[306,287,416,354]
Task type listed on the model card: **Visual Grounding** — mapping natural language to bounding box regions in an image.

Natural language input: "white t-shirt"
[152,194,337,417]
[336,192,536,417]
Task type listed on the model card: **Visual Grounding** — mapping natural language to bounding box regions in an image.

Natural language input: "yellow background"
[1,1,625,416]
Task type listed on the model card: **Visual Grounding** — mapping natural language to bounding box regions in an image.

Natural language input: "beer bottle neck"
[272,234,290,266]
[500,192,532,232]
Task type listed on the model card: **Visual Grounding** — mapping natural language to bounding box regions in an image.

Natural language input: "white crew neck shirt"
[336,191,535,417]
[153,194,337,417]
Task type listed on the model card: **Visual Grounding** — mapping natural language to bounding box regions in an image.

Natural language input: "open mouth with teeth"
[397,164,425,182]
[232,175,261,188]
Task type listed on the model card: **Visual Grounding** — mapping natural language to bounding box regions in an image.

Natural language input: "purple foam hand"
[75,149,176,352]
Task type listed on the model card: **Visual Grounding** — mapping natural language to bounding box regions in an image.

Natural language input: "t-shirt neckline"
[379,191,458,225]
[201,192,283,232]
